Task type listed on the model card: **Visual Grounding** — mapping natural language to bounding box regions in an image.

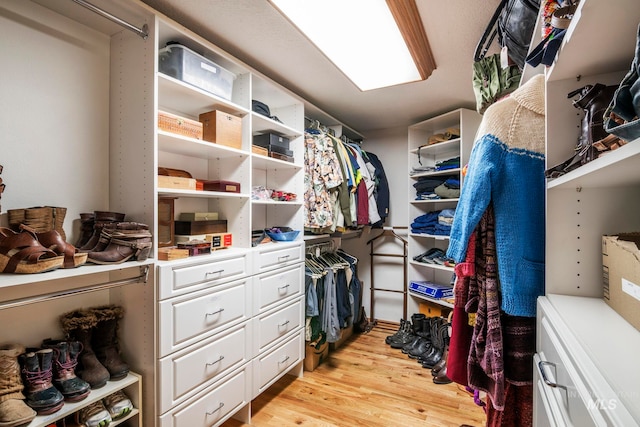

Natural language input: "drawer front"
[158,321,252,414]
[253,331,303,396]
[159,278,251,356]
[254,297,303,354]
[159,366,251,427]
[253,242,302,273]
[533,353,562,427]
[157,250,251,300]
[253,263,303,314]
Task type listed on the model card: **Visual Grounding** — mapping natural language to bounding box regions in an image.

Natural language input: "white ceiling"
[140,0,503,135]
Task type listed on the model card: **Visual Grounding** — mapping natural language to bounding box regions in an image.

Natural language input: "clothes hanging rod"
[71,0,149,39]
[0,265,149,310]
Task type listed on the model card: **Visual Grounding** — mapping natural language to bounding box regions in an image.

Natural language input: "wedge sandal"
[33,227,88,268]
[0,227,64,274]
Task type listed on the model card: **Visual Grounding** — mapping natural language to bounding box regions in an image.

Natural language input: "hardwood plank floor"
[223,325,486,427]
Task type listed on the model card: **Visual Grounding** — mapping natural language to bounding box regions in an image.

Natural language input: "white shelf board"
[408,291,454,308]
[251,200,303,206]
[409,260,454,272]
[158,189,249,199]
[251,154,302,171]
[158,130,248,160]
[410,168,461,179]
[409,233,450,241]
[410,198,460,205]
[252,112,302,137]
[409,138,461,155]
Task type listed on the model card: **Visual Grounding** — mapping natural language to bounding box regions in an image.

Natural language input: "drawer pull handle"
[277,255,291,262]
[278,320,290,327]
[206,308,224,316]
[206,355,225,366]
[278,284,290,291]
[206,402,224,415]
[538,360,565,389]
[278,355,290,364]
[206,269,224,276]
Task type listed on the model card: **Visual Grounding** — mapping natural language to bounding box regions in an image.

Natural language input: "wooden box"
[158,110,203,139]
[174,219,227,235]
[418,300,452,318]
[179,212,219,221]
[199,110,242,149]
[157,197,177,248]
[251,145,268,156]
[200,180,240,193]
[157,247,190,261]
[158,175,196,190]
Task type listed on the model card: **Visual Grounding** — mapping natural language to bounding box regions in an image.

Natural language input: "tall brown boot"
[6,206,67,241]
[60,310,110,389]
[75,213,95,248]
[50,206,67,242]
[91,305,129,381]
[0,344,36,427]
[78,211,125,253]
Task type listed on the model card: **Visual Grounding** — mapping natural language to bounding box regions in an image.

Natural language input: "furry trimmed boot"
[60,310,110,389]
[0,344,36,427]
[91,305,129,381]
[19,349,64,415]
[41,340,90,402]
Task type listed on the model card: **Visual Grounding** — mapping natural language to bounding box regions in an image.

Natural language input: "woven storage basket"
[158,110,203,140]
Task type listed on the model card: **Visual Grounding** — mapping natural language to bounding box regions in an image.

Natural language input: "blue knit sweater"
[447,74,546,317]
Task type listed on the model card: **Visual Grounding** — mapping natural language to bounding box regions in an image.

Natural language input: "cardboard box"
[199,110,242,149]
[207,232,232,249]
[329,325,353,351]
[418,300,452,318]
[409,281,453,299]
[158,175,197,190]
[174,220,227,235]
[602,233,640,332]
[304,341,329,372]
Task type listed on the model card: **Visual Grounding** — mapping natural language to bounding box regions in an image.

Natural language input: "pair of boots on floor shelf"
[0,305,131,427]
[385,313,452,384]
[1,209,152,274]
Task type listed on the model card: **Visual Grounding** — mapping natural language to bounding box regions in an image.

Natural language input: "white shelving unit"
[406,108,481,312]
[535,0,640,424]
[1,1,362,426]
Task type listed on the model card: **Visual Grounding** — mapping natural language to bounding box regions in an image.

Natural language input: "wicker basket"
[158,110,203,140]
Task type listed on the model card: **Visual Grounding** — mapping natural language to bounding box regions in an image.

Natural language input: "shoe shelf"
[30,372,141,427]
[408,291,454,309]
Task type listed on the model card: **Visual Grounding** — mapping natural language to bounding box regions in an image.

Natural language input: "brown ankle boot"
[86,222,152,264]
[0,344,36,427]
[75,212,95,248]
[78,211,125,252]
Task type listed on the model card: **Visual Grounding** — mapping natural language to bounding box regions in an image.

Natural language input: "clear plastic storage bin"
[159,43,235,100]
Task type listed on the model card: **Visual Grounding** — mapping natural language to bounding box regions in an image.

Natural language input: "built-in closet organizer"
[535,0,640,424]
[406,109,481,312]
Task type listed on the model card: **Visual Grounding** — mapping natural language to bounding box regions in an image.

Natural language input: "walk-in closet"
[2,0,640,426]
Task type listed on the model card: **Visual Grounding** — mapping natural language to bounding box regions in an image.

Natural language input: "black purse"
[475,0,541,70]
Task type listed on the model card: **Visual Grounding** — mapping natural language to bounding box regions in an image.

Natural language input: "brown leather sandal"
[0,227,64,274]
[33,227,88,268]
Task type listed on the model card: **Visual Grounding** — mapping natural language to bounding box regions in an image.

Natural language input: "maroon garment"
[356,179,369,225]
[486,381,533,427]
[446,231,476,386]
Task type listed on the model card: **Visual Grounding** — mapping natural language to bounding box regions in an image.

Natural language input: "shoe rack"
[534,0,640,424]
[406,109,481,314]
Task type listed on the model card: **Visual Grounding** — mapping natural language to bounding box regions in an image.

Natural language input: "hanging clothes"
[364,151,390,227]
[304,129,343,232]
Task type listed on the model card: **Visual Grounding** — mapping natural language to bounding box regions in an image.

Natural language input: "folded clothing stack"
[413,175,459,200]
[411,208,455,236]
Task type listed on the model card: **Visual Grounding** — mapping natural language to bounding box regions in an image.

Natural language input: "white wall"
[341,126,421,323]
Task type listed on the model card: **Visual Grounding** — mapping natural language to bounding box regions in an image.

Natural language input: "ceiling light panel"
[270,0,421,91]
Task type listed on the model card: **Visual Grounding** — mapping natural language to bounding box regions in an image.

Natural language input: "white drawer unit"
[253,263,304,314]
[158,278,251,356]
[252,331,304,397]
[158,321,253,414]
[253,241,303,273]
[157,250,252,300]
[535,296,639,426]
[159,365,252,427]
[253,297,304,355]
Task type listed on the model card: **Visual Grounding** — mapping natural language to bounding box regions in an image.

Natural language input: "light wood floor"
[223,324,486,427]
